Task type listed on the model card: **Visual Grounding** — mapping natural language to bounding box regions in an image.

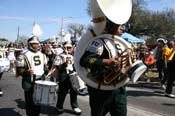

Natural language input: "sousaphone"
[74,0,147,90]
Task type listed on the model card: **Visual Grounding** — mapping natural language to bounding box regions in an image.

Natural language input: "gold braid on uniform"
[88,58,97,64]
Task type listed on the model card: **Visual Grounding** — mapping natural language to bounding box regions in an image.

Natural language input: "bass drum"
[74,34,142,90]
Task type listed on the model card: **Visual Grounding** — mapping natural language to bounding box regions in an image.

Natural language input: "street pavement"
[0,72,173,116]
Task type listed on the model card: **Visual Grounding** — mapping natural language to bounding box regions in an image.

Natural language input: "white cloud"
[47,18,61,23]
[0,16,76,24]
[0,16,33,21]
[47,17,76,24]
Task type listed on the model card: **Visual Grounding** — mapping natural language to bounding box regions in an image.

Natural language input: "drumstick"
[31,56,34,82]
[45,68,56,80]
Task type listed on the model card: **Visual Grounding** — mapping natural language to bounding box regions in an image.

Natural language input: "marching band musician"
[15,36,49,116]
[7,42,16,73]
[80,20,127,116]
[41,43,56,71]
[52,42,82,114]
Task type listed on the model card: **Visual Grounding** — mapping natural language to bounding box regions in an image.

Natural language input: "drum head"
[130,61,147,83]
[35,80,57,86]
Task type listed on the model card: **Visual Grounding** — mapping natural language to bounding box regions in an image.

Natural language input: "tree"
[15,35,28,46]
[0,38,8,41]
[85,0,175,43]
[67,23,85,38]
[127,0,175,43]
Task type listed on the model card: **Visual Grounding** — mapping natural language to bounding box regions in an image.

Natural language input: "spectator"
[164,41,175,98]
[154,38,168,89]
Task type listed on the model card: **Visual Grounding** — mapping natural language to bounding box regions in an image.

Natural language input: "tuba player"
[80,19,127,116]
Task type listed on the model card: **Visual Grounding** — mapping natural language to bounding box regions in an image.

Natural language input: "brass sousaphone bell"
[96,0,132,24]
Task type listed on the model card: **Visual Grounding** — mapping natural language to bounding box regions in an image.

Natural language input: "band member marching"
[52,42,82,114]
[15,36,49,116]
[74,0,146,116]
[7,42,16,73]
[80,19,129,116]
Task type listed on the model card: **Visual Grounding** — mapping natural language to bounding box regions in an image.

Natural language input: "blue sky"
[147,0,175,11]
[0,0,175,42]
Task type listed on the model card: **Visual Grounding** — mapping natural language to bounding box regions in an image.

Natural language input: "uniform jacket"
[53,51,74,82]
[16,50,48,91]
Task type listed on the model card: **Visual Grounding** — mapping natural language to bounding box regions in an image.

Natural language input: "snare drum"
[127,60,147,83]
[69,72,86,94]
[33,80,57,106]
[0,58,10,73]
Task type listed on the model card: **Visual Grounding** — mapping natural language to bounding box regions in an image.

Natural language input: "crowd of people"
[0,32,175,116]
[0,43,27,96]
[1,22,175,116]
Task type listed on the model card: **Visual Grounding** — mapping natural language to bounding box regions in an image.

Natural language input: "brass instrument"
[103,48,135,84]
[74,0,147,90]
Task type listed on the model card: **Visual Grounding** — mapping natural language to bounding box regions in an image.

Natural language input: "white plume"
[64,33,71,43]
[32,23,43,36]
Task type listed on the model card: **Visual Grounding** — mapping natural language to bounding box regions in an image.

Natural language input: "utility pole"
[60,17,64,43]
[61,17,63,32]
[16,26,20,43]
[59,17,72,43]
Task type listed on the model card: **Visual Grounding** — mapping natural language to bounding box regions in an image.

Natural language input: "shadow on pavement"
[127,80,166,97]
[162,103,175,106]
[14,98,81,116]
[40,107,82,116]
[127,90,163,97]
[41,105,59,116]
[15,98,59,116]
[128,82,161,90]
[0,108,22,116]
[64,109,81,116]
[15,99,25,109]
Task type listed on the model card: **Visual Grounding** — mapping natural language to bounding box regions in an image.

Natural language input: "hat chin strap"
[29,46,40,52]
